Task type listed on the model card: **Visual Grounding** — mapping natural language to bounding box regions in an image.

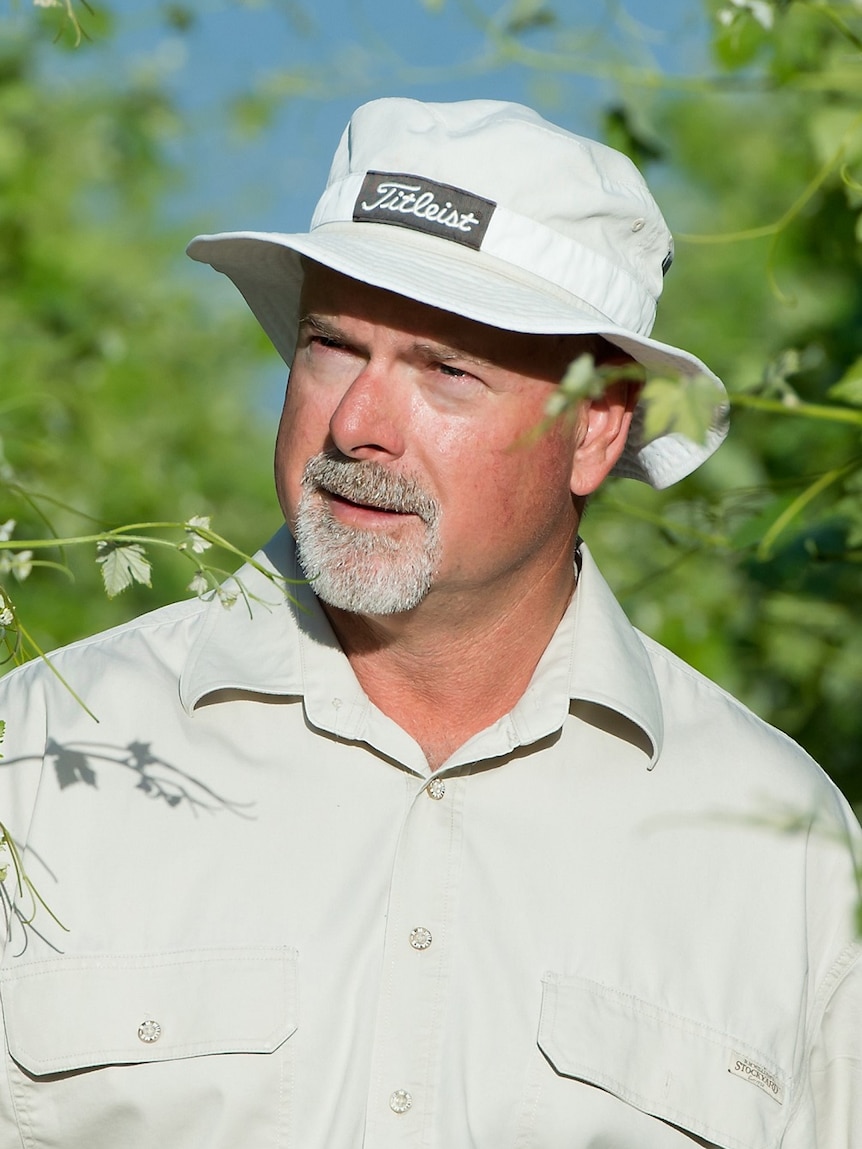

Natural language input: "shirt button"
[427,778,446,800]
[409,926,433,950]
[389,1089,413,1114]
[137,1019,162,1043]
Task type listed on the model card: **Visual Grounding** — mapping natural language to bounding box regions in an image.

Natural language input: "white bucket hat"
[187,97,728,488]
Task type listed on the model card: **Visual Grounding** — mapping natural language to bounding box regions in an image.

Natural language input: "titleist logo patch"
[353,171,496,250]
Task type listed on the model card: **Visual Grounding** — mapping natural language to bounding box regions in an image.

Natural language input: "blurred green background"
[2,0,861,809]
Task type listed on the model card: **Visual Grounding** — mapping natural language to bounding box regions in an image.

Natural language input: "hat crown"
[323,98,672,313]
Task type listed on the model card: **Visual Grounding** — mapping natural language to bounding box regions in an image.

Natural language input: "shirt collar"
[180,527,663,770]
[181,526,339,710]
[560,543,663,767]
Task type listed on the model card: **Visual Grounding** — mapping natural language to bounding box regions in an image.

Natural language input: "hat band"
[310,172,658,336]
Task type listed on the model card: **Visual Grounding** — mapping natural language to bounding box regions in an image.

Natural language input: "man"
[0,98,859,1148]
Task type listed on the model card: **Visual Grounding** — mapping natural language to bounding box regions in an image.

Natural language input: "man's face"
[275,263,601,617]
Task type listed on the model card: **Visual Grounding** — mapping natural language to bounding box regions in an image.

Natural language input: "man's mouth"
[324,489,411,516]
[300,451,441,528]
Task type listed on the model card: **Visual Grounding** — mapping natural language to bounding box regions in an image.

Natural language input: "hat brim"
[187,223,728,489]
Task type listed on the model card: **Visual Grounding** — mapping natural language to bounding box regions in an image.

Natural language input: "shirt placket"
[362,772,464,1148]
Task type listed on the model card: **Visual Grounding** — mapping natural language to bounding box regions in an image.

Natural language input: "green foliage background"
[589,1,862,808]
[2,0,861,807]
[0,27,280,641]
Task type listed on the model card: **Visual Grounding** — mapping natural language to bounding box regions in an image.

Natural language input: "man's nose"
[328,363,406,461]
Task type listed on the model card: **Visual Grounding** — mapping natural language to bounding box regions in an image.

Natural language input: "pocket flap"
[0,947,297,1075]
[538,972,789,1149]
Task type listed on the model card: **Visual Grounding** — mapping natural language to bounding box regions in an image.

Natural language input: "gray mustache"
[302,453,440,524]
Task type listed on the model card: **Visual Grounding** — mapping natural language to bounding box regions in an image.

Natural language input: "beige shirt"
[0,528,859,1149]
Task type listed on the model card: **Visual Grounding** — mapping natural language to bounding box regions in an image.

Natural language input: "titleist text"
[353,171,495,250]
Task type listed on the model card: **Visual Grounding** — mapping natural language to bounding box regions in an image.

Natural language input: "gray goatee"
[294,452,441,615]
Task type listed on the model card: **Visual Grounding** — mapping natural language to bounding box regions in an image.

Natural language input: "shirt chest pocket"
[0,947,297,1149]
[531,972,792,1149]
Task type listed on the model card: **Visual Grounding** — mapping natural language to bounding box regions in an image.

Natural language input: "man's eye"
[438,362,467,378]
[312,336,346,351]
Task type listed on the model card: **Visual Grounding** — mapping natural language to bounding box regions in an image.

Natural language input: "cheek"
[506,438,580,546]
[439,431,575,545]
[273,415,298,524]
[273,381,329,521]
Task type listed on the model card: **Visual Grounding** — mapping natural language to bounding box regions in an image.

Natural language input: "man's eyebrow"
[298,315,493,369]
[413,340,493,369]
[298,314,345,341]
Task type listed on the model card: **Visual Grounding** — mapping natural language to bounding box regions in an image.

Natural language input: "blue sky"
[38,0,711,234]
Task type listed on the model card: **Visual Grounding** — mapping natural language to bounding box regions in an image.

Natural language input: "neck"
[321,540,579,769]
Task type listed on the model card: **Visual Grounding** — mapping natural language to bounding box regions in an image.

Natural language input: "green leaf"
[503,0,555,35]
[642,375,721,446]
[561,353,604,396]
[809,107,862,172]
[712,5,770,70]
[161,4,196,33]
[96,542,152,598]
[603,106,664,167]
[729,493,797,550]
[762,346,823,395]
[545,354,602,417]
[828,357,862,407]
[834,467,862,548]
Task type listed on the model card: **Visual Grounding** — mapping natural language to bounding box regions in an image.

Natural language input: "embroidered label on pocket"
[728,1053,784,1104]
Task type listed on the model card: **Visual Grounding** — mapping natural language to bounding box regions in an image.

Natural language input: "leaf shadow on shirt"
[1,741,255,955]
[4,738,256,819]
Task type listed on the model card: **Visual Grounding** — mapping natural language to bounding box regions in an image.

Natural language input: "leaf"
[828,357,862,407]
[96,541,152,597]
[603,106,664,167]
[641,375,721,446]
[545,353,602,416]
[161,4,195,32]
[762,345,823,394]
[809,107,862,173]
[230,93,279,138]
[729,493,797,550]
[183,514,212,554]
[834,466,862,548]
[712,3,770,70]
[10,550,33,582]
[187,570,210,596]
[503,0,555,35]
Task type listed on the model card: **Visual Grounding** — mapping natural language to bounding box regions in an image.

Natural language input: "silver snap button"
[631,217,645,232]
[137,1019,162,1043]
[389,1088,413,1114]
[409,926,433,950]
[427,778,446,800]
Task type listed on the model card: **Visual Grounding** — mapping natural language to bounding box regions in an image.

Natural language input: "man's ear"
[569,378,642,496]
